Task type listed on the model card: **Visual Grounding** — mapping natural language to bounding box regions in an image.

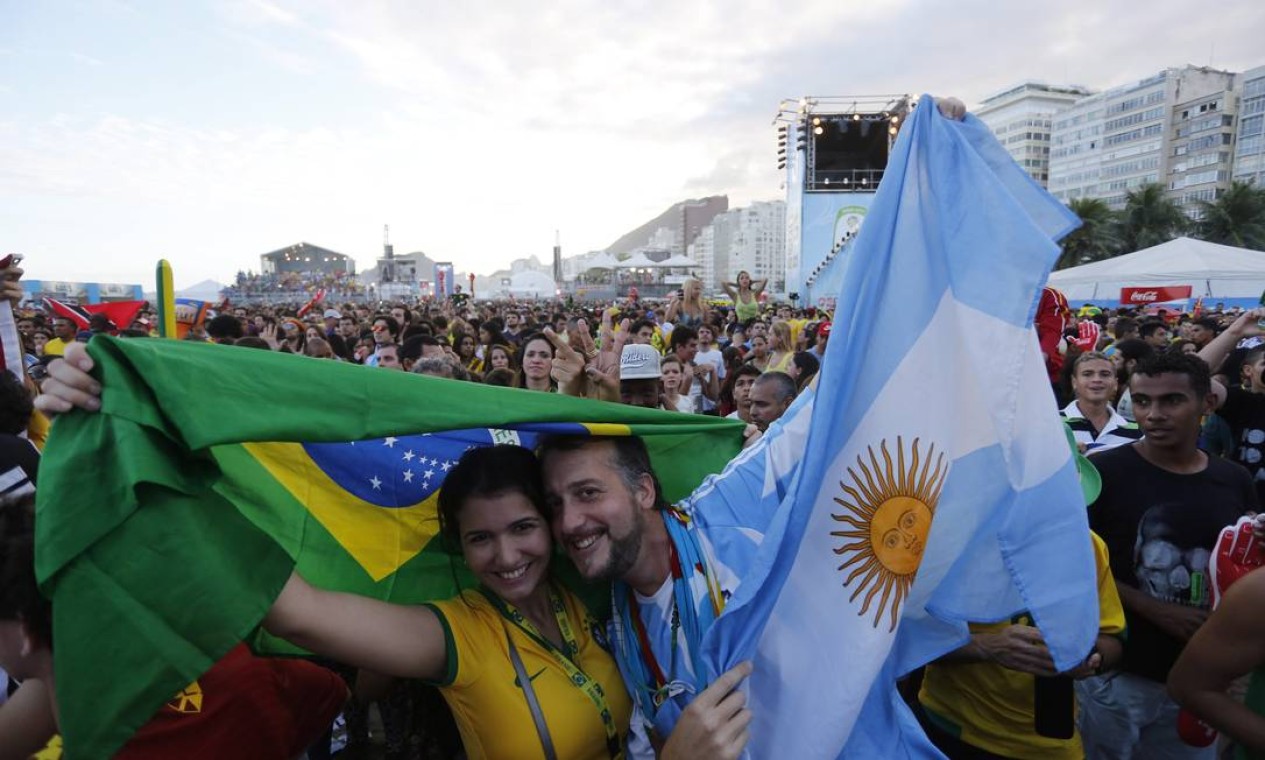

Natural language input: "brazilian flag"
[36,336,744,759]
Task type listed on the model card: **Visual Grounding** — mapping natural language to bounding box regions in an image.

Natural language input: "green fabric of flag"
[35,335,744,758]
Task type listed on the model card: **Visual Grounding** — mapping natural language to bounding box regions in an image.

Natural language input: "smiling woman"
[262,445,632,760]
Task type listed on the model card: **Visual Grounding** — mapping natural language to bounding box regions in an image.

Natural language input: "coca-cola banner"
[1119,286,1193,305]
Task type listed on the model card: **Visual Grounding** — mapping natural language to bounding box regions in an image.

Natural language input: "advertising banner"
[1119,286,1192,307]
[798,193,875,304]
[434,262,454,298]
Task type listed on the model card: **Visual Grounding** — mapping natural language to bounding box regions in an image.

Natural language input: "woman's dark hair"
[791,351,820,391]
[436,445,547,554]
[0,495,50,648]
[1166,338,1197,355]
[519,332,554,355]
[233,336,271,350]
[481,317,505,338]
[483,368,517,387]
[0,372,33,436]
[487,344,518,371]
[326,332,352,360]
[516,333,556,389]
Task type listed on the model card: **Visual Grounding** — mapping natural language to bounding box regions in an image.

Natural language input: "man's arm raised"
[1197,308,1265,376]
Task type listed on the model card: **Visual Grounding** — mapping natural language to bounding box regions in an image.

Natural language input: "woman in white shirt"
[660,356,696,413]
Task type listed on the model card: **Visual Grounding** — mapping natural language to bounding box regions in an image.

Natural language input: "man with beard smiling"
[537,407,809,757]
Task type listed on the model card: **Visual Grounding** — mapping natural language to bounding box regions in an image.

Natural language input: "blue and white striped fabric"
[699,95,1100,758]
[612,386,815,750]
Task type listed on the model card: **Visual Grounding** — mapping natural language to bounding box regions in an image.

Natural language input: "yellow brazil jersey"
[41,337,69,358]
[428,587,631,760]
[27,410,49,450]
[918,533,1125,760]
[786,318,808,350]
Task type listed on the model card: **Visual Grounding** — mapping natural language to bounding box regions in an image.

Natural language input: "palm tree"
[1115,183,1188,252]
[1056,197,1120,269]
[1195,181,1265,251]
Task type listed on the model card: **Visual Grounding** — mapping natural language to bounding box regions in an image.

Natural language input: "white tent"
[660,254,700,269]
[582,252,619,271]
[617,252,658,269]
[504,270,557,298]
[1047,237,1265,301]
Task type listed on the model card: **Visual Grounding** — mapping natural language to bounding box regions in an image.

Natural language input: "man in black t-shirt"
[1080,352,1257,760]
[1197,312,1265,505]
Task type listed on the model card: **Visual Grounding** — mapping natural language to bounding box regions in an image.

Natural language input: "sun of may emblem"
[830,436,948,632]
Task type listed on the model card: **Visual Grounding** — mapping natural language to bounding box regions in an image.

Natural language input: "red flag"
[86,301,146,332]
[296,288,326,318]
[43,297,91,330]
[43,298,145,333]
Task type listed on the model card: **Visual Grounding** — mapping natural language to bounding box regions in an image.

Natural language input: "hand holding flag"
[36,336,746,758]
[700,95,1098,758]
[660,661,754,760]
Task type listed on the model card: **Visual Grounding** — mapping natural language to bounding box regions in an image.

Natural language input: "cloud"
[4,0,1263,288]
[68,52,104,67]
[216,0,301,27]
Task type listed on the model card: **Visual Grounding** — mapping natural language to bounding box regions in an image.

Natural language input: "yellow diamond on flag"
[242,442,441,581]
[167,680,203,714]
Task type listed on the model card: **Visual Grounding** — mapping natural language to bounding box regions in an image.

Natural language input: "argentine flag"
[699,96,1099,757]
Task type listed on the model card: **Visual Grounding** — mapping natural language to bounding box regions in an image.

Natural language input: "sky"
[2,0,1261,290]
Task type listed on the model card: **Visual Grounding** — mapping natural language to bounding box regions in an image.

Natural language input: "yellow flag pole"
[156,260,176,338]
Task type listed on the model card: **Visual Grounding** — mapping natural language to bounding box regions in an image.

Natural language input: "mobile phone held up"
[0,254,22,270]
[1258,288,1265,328]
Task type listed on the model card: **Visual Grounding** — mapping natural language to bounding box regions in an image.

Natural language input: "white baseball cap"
[323,308,342,319]
[619,343,661,381]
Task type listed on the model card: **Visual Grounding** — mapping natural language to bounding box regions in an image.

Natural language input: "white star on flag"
[440,460,453,472]
[369,475,382,490]
[424,469,435,480]
[384,437,398,448]
[402,470,414,483]
[403,450,415,461]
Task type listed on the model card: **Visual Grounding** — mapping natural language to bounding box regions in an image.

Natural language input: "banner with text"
[1120,285,1192,309]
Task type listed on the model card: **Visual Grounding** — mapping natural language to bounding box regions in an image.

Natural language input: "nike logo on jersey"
[514,667,546,689]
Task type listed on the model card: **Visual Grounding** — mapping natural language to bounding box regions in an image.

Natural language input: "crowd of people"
[21,274,827,445]
[5,93,1265,760]
[7,252,1264,759]
[227,269,369,301]
[5,267,833,759]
